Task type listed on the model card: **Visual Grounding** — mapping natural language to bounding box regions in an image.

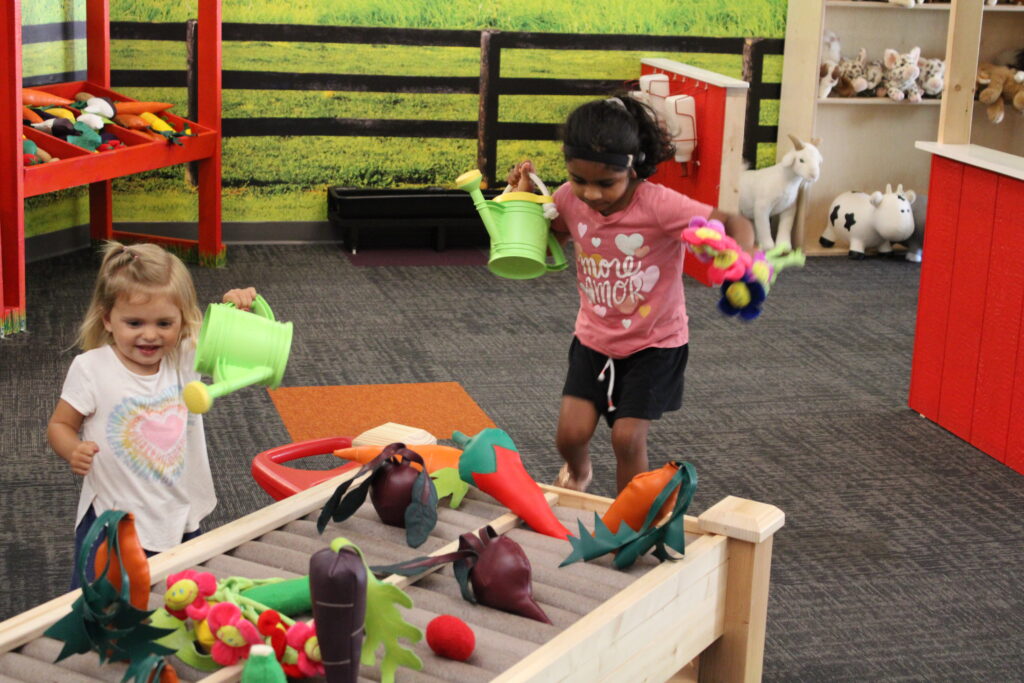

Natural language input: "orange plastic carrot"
[22,106,43,124]
[113,113,149,130]
[333,444,462,473]
[600,462,681,534]
[113,101,174,115]
[94,512,151,611]
[22,88,74,106]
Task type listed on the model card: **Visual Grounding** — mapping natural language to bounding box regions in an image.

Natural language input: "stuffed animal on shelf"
[917,57,945,98]
[819,62,842,98]
[977,63,1024,124]
[994,48,1024,72]
[879,46,923,102]
[820,184,917,259]
[836,48,872,96]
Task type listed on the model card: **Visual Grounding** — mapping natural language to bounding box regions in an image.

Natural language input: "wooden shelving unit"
[777,0,1024,256]
[0,0,223,336]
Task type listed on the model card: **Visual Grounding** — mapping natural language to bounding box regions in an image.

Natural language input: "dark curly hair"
[561,95,675,179]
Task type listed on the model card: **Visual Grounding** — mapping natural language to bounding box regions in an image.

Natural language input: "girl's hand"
[68,441,99,476]
[507,160,536,192]
[223,287,258,311]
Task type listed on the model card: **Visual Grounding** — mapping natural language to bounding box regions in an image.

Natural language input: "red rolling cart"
[1,0,223,336]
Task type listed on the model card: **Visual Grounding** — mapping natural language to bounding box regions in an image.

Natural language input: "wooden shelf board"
[826,1,950,10]
[817,98,943,106]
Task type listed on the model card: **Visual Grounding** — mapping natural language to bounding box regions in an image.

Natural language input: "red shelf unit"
[1,0,224,336]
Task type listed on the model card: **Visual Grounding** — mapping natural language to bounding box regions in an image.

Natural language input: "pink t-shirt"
[552,181,713,359]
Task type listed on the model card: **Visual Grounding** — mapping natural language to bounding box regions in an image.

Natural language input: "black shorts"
[562,336,689,426]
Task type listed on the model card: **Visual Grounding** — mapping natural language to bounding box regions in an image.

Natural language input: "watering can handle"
[546,232,568,272]
[503,172,551,198]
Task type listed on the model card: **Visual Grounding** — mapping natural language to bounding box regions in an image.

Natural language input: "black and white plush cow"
[819,184,917,259]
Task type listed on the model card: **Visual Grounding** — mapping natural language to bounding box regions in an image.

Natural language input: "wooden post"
[741,38,760,166]
[477,29,501,188]
[0,0,26,334]
[938,0,983,145]
[196,0,224,266]
[186,18,199,188]
[696,496,785,683]
[86,0,113,245]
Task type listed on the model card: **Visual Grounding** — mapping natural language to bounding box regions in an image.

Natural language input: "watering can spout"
[184,364,275,414]
[455,169,500,240]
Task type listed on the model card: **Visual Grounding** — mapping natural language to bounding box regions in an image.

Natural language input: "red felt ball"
[426,614,475,661]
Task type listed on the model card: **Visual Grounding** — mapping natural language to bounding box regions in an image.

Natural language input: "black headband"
[563,145,635,169]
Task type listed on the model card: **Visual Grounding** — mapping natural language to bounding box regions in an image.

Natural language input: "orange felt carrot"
[22,88,74,106]
[600,462,681,534]
[113,113,150,130]
[333,444,462,473]
[94,512,151,611]
[22,106,43,124]
[113,101,174,115]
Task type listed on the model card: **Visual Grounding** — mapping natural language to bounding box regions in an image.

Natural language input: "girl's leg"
[555,395,599,489]
[610,417,651,492]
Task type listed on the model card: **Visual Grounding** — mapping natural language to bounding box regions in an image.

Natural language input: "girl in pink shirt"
[511,96,754,493]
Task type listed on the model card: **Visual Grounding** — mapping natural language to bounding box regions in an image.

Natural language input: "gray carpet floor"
[1,243,1022,681]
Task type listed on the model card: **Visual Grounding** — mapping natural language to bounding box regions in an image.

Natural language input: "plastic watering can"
[183,295,292,414]
[456,169,568,279]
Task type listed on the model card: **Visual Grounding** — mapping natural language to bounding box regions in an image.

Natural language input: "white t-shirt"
[60,344,216,551]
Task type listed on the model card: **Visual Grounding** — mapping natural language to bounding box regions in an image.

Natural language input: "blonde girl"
[47,241,256,586]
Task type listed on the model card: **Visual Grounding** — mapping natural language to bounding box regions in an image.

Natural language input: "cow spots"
[830,204,840,226]
[843,213,857,230]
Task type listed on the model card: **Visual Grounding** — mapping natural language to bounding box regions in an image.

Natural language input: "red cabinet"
[910,148,1024,474]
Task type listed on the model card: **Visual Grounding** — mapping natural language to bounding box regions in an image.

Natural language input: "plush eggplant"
[309,545,367,683]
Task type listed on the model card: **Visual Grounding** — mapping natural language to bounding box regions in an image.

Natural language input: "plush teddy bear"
[977,63,1024,123]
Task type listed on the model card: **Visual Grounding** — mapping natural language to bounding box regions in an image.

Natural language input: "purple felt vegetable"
[309,544,367,683]
[318,443,438,547]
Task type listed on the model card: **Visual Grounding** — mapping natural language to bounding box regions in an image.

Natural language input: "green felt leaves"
[562,461,698,569]
[430,467,469,508]
[44,510,175,683]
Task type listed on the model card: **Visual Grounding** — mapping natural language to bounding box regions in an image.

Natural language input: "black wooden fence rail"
[24,22,783,183]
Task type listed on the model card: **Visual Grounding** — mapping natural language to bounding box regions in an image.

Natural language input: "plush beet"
[369,458,420,527]
[460,527,551,624]
[318,443,438,547]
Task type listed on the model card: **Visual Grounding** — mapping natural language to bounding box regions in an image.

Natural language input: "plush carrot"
[22,88,73,106]
[600,461,681,534]
[114,101,174,115]
[22,106,43,124]
[332,444,462,474]
[94,512,151,611]
[113,113,150,130]
[453,428,570,540]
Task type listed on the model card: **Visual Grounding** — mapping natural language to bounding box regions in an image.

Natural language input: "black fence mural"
[24,22,782,185]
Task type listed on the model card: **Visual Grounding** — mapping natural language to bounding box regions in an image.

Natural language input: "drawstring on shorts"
[598,357,616,412]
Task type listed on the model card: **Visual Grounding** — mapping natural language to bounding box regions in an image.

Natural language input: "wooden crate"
[0,470,784,682]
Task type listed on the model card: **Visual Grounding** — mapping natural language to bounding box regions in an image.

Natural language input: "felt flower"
[718,277,768,320]
[681,216,734,256]
[164,569,217,621]
[206,601,262,666]
[257,609,288,660]
[286,620,324,677]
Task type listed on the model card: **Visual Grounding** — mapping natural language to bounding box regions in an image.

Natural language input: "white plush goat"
[738,134,823,250]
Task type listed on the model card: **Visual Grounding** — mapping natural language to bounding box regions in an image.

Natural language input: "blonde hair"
[77,241,203,353]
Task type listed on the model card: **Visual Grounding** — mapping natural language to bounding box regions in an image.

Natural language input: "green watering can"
[183,295,292,414]
[456,169,568,279]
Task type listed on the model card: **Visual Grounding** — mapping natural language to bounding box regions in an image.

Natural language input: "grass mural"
[23,0,785,236]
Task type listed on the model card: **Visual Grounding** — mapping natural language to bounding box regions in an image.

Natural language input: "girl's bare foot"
[553,463,593,492]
